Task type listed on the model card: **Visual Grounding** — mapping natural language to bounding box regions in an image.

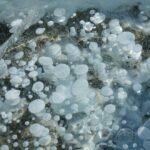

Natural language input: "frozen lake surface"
[0,0,150,150]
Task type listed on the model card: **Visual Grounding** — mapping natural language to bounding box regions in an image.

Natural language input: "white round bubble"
[0,145,9,150]
[5,89,20,106]
[10,75,23,87]
[11,19,23,27]
[48,44,62,58]
[74,64,88,75]
[101,86,113,97]
[54,8,66,17]
[28,99,45,114]
[72,79,89,96]
[35,28,45,35]
[38,56,53,67]
[51,92,66,104]
[32,81,44,93]
[83,22,94,32]
[65,43,81,60]
[90,13,105,24]
[54,64,70,79]
[104,104,116,114]
[109,19,120,28]
[39,135,51,146]
[64,133,73,141]
[117,32,135,45]
[29,123,49,137]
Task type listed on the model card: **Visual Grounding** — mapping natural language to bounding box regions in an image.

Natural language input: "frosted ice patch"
[28,71,38,79]
[0,145,9,150]
[65,113,72,120]
[74,64,88,75]
[51,92,66,104]
[117,32,135,45]
[104,104,116,114]
[53,8,66,23]
[47,44,61,58]
[22,78,31,87]
[10,75,23,87]
[35,28,45,35]
[83,22,94,32]
[65,43,81,60]
[54,64,70,79]
[41,113,52,121]
[101,86,113,97]
[39,135,51,146]
[28,40,37,51]
[133,83,142,93]
[70,27,77,36]
[14,51,24,60]
[64,133,73,141]
[122,144,128,150]
[72,79,89,96]
[112,26,123,34]
[132,44,142,59]
[134,44,142,53]
[109,19,120,28]
[5,89,20,106]
[8,67,18,75]
[89,42,100,52]
[117,88,127,100]
[28,99,45,114]
[108,34,117,42]
[90,13,105,24]
[47,20,54,26]
[56,85,71,99]
[38,56,53,67]
[11,19,23,27]
[32,81,44,93]
[54,8,66,17]
[29,123,49,137]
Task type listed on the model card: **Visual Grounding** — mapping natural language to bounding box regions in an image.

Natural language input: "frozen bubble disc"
[72,79,89,96]
[74,64,88,75]
[48,44,62,58]
[104,104,116,114]
[39,135,51,146]
[38,56,53,66]
[32,81,44,93]
[54,64,70,79]
[54,8,66,17]
[28,99,45,114]
[5,89,20,106]
[101,86,113,97]
[29,123,49,137]
[51,92,66,104]
[90,12,105,24]
[35,28,45,35]
[117,32,135,45]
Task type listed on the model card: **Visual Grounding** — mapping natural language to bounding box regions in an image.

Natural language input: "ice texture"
[0,0,150,149]
[0,0,149,23]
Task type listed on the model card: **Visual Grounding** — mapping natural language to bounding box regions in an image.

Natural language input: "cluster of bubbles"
[0,6,150,150]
